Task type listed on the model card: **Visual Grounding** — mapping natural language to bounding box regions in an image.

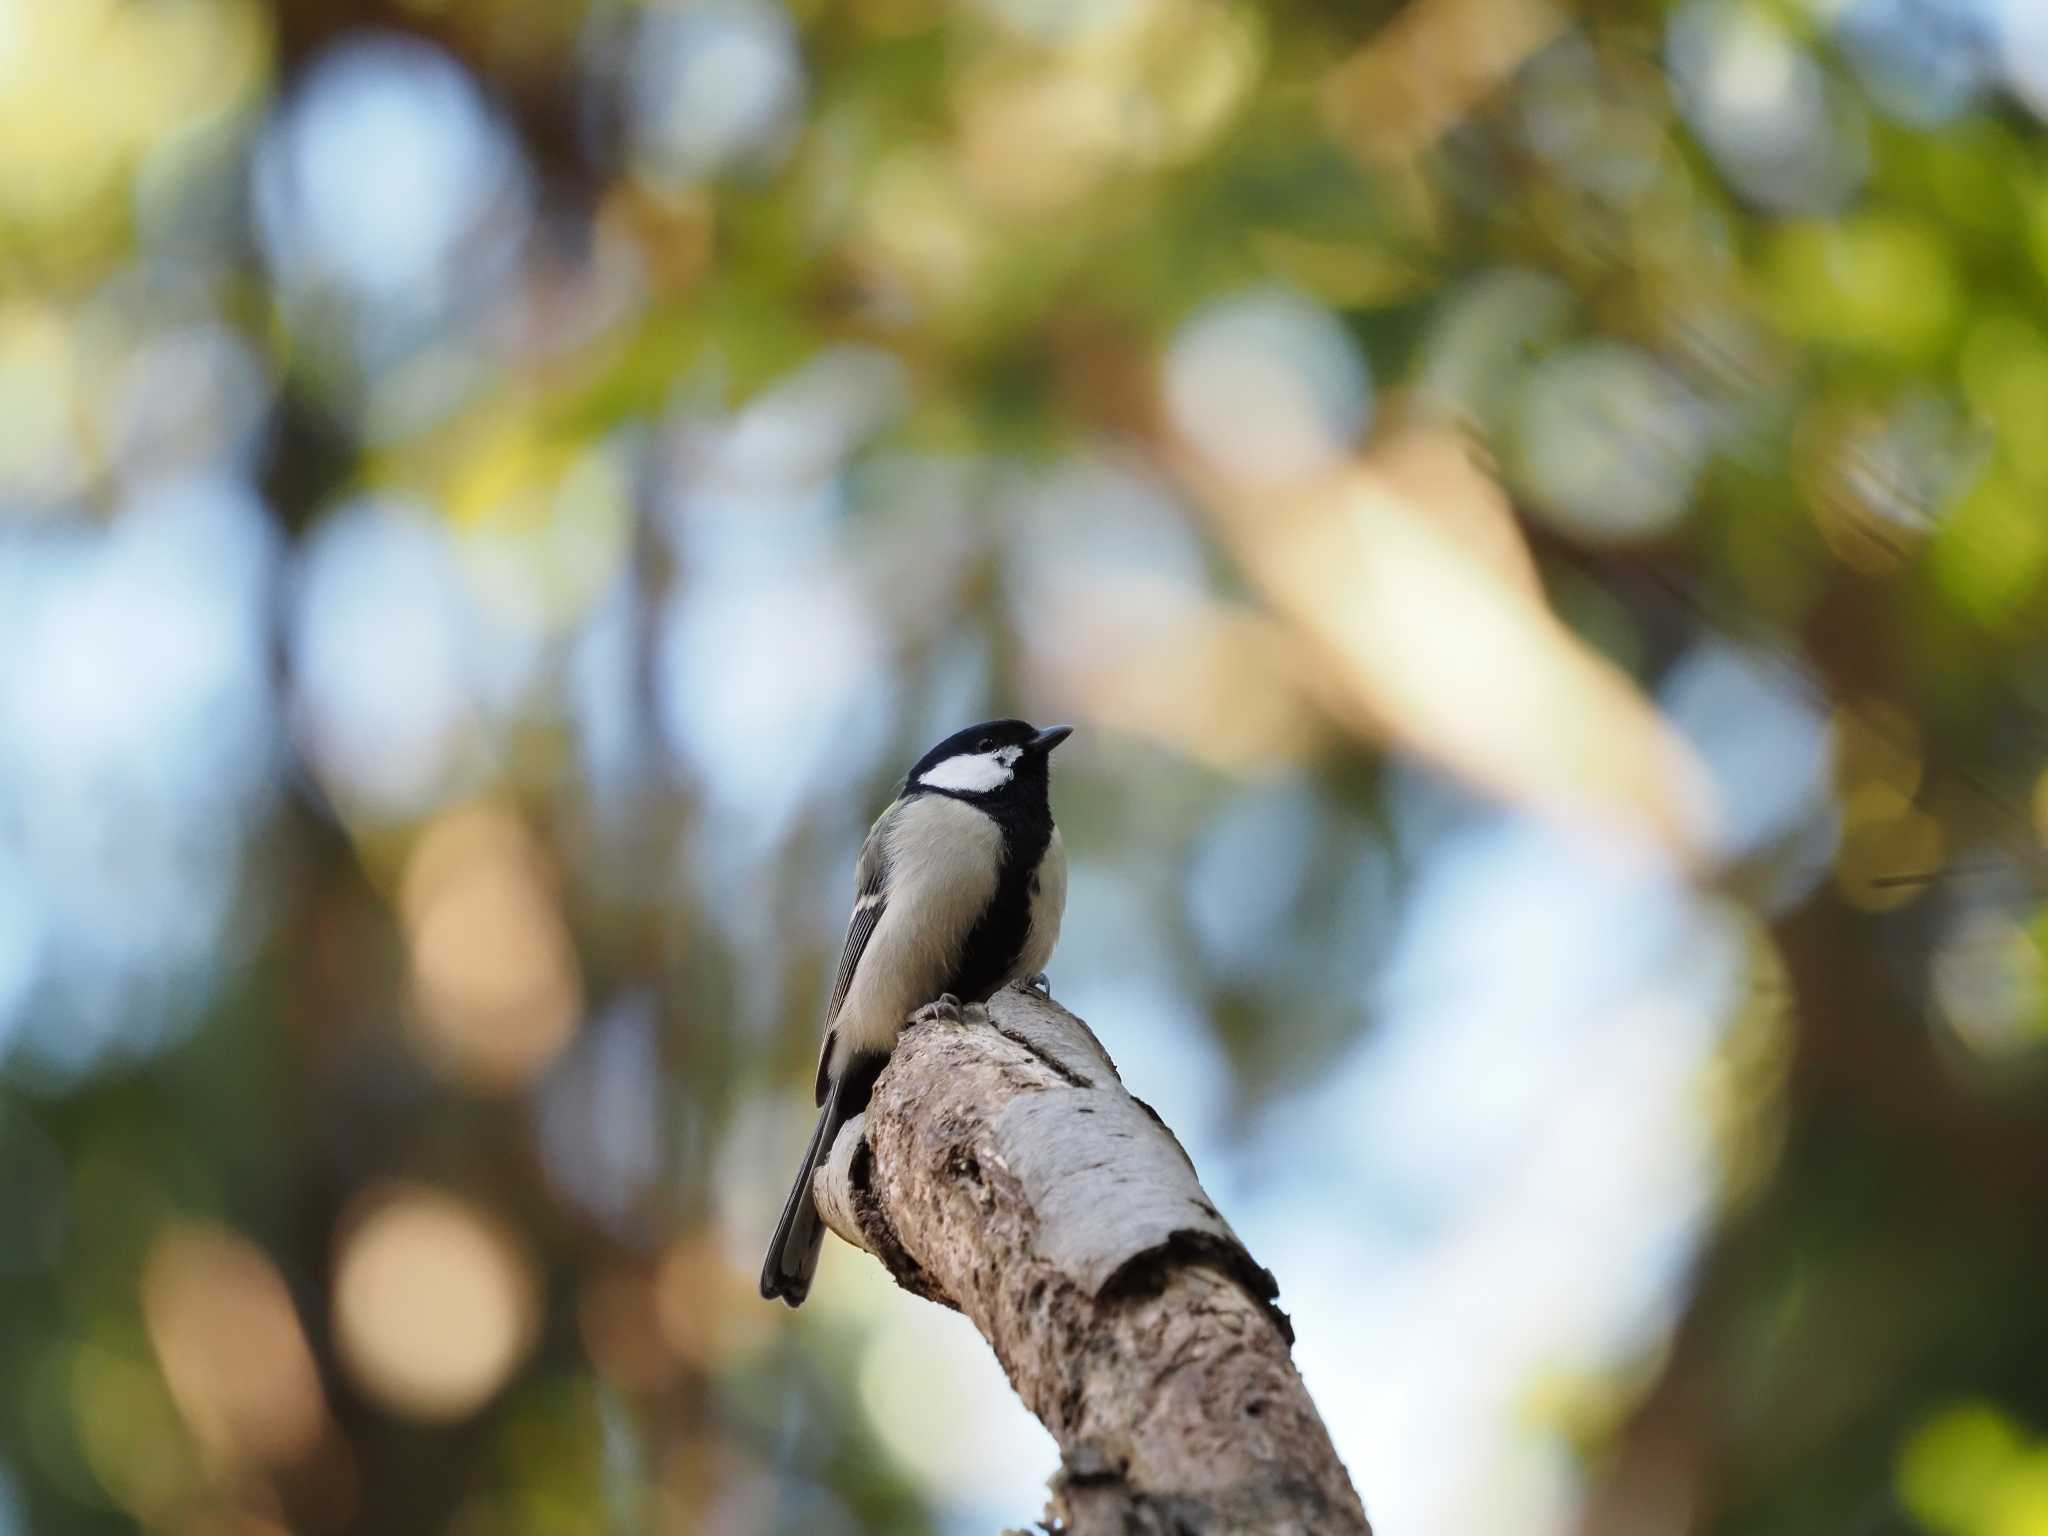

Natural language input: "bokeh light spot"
[653,1236,775,1372]
[1661,642,1829,867]
[0,476,281,1077]
[255,32,527,307]
[332,1185,540,1422]
[1165,286,1372,487]
[657,567,890,845]
[1668,0,1867,211]
[1932,906,2045,1059]
[623,0,805,188]
[401,800,582,1092]
[1514,343,1708,543]
[1898,1400,2026,1535]
[0,0,271,267]
[142,1224,328,1468]
[1928,466,2048,629]
[953,0,1262,212]
[289,498,487,819]
[1765,214,1959,363]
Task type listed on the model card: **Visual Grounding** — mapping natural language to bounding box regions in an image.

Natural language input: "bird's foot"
[909,993,965,1027]
[1024,971,1052,997]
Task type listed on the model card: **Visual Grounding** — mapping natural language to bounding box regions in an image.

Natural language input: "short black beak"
[1030,724,1074,754]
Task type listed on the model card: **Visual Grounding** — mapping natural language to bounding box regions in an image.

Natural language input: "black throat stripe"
[918,786,1052,1004]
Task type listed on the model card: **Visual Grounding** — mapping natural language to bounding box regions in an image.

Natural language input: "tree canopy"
[1,1,2047,1533]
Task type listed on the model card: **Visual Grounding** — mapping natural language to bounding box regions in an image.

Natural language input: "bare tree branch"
[815,986,1372,1536]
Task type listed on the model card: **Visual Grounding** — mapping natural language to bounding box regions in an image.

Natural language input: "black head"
[905,718,1073,803]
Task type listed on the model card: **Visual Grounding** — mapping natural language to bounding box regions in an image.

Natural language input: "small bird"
[760,718,1073,1306]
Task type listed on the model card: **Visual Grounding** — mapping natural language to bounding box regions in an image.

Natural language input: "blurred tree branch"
[813,987,1371,1536]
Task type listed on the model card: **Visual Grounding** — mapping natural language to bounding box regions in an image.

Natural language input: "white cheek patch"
[919,748,1017,794]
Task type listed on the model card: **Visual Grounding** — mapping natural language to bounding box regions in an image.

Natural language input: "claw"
[910,993,964,1026]
[1025,971,1052,997]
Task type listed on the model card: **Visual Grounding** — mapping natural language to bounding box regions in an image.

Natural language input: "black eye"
[976,737,994,752]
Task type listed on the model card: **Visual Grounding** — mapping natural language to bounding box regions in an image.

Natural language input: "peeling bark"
[814,986,1371,1536]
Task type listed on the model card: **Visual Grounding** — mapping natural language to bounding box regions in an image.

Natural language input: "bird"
[759,717,1073,1307]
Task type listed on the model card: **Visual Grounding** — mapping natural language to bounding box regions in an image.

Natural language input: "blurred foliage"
[5,0,2048,1533]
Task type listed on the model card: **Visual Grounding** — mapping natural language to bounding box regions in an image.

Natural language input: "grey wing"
[813,803,894,1104]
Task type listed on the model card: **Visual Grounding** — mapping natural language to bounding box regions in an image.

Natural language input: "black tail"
[759,1052,884,1306]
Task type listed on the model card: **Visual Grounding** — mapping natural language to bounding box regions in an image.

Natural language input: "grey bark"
[813,985,1372,1536]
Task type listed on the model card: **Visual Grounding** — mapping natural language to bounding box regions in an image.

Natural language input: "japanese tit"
[760,718,1073,1306]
